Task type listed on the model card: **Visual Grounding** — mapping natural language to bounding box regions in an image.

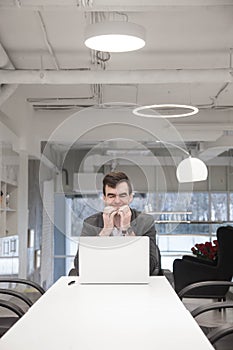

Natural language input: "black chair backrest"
[216,226,233,278]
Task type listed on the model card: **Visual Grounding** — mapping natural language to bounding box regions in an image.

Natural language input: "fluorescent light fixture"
[176,157,208,183]
[156,140,208,183]
[133,104,199,118]
[84,21,146,52]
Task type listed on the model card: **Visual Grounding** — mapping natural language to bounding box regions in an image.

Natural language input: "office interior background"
[0,0,233,290]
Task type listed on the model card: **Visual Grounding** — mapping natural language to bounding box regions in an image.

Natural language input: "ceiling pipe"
[0,68,232,84]
[37,11,60,70]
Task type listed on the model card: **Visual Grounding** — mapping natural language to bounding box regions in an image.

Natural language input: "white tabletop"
[0,276,214,350]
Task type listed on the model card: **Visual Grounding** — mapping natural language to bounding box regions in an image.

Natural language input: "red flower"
[191,240,218,261]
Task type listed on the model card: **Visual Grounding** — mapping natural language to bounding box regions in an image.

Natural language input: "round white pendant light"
[133,104,199,118]
[84,21,146,52]
[156,140,208,183]
[176,157,208,183]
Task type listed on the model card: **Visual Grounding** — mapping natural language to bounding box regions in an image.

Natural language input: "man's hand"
[117,205,132,231]
[99,206,117,236]
[104,206,116,216]
[99,205,133,236]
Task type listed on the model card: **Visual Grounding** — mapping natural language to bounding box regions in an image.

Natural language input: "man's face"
[103,181,133,209]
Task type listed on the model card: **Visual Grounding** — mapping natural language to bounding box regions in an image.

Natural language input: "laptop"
[78,236,150,284]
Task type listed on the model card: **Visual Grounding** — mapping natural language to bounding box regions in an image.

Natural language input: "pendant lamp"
[156,141,208,183]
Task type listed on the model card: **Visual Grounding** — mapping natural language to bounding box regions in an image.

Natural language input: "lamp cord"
[155,140,190,157]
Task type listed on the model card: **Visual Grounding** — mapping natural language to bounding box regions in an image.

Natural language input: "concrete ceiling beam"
[0,0,232,11]
[0,68,232,84]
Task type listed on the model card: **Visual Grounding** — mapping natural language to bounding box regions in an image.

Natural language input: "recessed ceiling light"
[84,21,146,52]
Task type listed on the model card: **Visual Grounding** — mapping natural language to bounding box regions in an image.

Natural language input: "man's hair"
[103,172,133,196]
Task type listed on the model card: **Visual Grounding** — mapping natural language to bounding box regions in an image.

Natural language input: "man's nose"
[114,195,121,203]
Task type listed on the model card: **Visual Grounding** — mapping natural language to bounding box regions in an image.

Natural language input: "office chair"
[207,323,233,347]
[173,226,233,298]
[0,278,45,295]
[191,301,233,349]
[178,280,233,349]
[0,299,25,337]
[178,281,233,301]
[0,277,45,337]
[68,268,77,276]
[0,278,45,304]
[191,300,233,318]
[0,289,33,308]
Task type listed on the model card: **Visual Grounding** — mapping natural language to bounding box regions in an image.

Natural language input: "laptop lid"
[79,236,150,284]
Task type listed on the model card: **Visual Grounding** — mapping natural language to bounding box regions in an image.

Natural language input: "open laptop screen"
[79,236,150,284]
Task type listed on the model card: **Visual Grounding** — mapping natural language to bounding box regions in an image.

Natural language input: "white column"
[17,150,28,278]
[41,179,54,289]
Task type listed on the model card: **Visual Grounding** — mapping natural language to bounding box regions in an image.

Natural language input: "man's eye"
[108,195,115,198]
[119,194,127,198]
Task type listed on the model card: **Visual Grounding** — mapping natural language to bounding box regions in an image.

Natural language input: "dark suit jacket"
[74,209,161,275]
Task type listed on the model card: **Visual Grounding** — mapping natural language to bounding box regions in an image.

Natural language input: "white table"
[0,276,214,350]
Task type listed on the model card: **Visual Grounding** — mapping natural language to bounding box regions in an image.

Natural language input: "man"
[74,172,161,275]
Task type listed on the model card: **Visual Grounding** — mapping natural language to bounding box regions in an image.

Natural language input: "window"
[54,191,233,277]
[210,193,227,221]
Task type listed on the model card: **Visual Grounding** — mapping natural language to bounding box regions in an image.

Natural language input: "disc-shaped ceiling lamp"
[84,21,146,52]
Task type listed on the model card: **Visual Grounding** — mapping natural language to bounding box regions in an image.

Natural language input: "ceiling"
[0,0,233,163]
